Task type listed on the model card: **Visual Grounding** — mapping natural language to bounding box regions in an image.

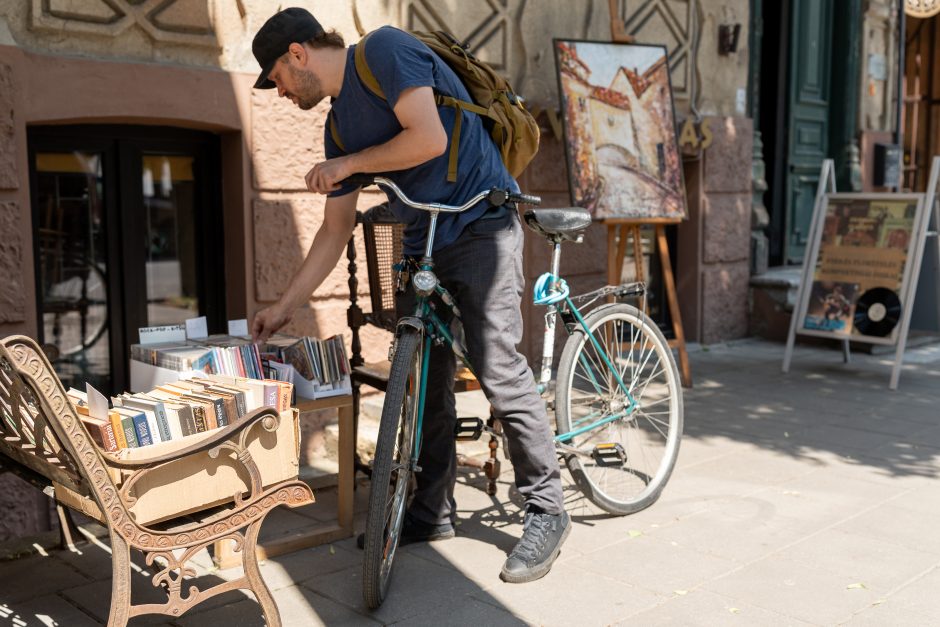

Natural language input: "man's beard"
[287,64,325,110]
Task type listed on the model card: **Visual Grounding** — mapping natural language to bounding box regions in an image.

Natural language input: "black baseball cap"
[252,7,324,89]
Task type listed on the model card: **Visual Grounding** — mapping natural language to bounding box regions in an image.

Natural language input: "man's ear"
[287,42,307,65]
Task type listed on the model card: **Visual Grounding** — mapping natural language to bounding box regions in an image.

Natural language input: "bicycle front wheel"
[555,303,683,515]
[362,326,423,609]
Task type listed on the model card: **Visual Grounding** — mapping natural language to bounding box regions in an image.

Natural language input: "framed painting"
[554,39,687,221]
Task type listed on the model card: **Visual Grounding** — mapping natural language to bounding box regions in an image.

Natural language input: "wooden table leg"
[336,404,354,535]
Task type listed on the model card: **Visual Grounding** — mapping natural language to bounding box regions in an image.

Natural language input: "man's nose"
[277,85,286,98]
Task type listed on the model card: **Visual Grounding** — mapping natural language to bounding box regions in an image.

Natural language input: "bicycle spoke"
[556,304,682,515]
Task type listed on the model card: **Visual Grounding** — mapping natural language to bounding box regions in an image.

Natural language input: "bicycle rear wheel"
[362,326,423,609]
[555,303,682,515]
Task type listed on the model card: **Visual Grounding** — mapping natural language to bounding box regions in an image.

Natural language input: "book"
[80,415,118,452]
[205,388,238,424]
[115,398,164,444]
[206,384,247,418]
[121,396,172,442]
[117,411,139,448]
[164,401,197,436]
[180,393,219,430]
[133,394,183,440]
[114,407,152,447]
[108,410,129,449]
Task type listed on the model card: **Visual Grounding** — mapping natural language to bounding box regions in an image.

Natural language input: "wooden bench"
[0,335,313,626]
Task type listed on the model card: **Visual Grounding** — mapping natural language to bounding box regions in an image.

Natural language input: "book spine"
[214,398,228,427]
[153,402,173,441]
[131,412,153,447]
[191,406,208,433]
[142,410,163,444]
[101,421,118,452]
[264,384,277,408]
[109,411,128,449]
[176,406,196,437]
[278,383,292,412]
[120,416,139,448]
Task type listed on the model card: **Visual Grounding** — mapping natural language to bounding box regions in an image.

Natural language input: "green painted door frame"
[784,0,833,264]
[759,0,861,265]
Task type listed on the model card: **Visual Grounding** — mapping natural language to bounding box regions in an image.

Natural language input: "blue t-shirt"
[325,26,518,255]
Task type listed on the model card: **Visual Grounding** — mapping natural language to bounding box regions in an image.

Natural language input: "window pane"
[142,154,199,325]
[34,152,111,391]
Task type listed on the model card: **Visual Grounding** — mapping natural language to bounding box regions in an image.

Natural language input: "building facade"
[0,0,753,539]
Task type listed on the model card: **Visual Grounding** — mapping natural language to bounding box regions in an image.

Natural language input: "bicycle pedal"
[591,443,627,467]
[454,417,484,441]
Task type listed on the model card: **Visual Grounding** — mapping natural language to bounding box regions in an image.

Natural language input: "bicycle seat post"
[550,240,562,279]
[536,239,564,394]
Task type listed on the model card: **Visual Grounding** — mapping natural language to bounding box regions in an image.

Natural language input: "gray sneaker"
[500,508,571,583]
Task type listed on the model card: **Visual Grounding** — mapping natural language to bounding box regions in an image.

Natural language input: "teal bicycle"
[347,175,684,609]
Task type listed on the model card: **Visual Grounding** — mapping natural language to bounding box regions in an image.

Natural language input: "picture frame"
[794,193,926,345]
[553,39,687,221]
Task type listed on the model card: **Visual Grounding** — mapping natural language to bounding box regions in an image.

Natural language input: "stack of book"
[67,375,293,452]
[260,334,350,386]
[130,333,352,399]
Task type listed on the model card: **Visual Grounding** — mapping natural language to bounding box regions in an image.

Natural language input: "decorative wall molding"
[30,0,218,47]
[400,0,524,80]
[615,0,694,99]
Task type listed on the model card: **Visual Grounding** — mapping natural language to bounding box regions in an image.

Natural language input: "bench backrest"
[0,335,123,520]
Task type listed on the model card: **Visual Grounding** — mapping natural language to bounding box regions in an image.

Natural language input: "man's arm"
[306,86,447,193]
[251,190,359,342]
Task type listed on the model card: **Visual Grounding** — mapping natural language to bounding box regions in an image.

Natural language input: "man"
[249,7,569,584]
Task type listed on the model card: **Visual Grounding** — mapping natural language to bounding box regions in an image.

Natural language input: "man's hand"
[306,155,355,194]
[251,304,293,344]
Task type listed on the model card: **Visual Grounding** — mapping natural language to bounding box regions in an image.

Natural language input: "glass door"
[33,151,112,391]
[29,126,224,394]
[141,154,200,325]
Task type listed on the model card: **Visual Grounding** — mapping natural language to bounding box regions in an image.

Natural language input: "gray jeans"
[397,208,565,525]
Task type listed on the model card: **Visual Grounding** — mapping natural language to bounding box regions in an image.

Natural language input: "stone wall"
[0,0,754,354]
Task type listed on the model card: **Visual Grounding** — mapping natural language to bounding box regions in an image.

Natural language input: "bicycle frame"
[397,230,643,456]
[531,241,642,444]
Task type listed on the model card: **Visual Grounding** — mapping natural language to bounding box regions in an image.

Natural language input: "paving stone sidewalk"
[3,338,940,626]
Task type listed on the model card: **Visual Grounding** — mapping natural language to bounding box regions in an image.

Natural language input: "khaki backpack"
[330,29,540,182]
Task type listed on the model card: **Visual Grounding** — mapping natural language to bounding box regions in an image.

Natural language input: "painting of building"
[555,40,686,220]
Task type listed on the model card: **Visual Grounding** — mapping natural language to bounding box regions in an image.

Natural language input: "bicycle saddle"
[523,208,593,242]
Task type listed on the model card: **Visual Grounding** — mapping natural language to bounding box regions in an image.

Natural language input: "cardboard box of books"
[70,377,300,525]
[117,407,300,525]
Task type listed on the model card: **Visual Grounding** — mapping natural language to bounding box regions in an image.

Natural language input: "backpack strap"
[328,111,346,153]
[354,32,386,100]
[354,30,485,184]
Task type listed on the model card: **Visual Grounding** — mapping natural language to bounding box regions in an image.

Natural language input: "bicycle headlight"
[412,270,438,295]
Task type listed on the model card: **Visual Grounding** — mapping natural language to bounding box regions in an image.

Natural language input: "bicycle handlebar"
[339,174,541,213]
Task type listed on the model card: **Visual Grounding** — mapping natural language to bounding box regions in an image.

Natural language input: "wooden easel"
[604,2,692,387]
[606,220,692,387]
[609,0,634,44]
